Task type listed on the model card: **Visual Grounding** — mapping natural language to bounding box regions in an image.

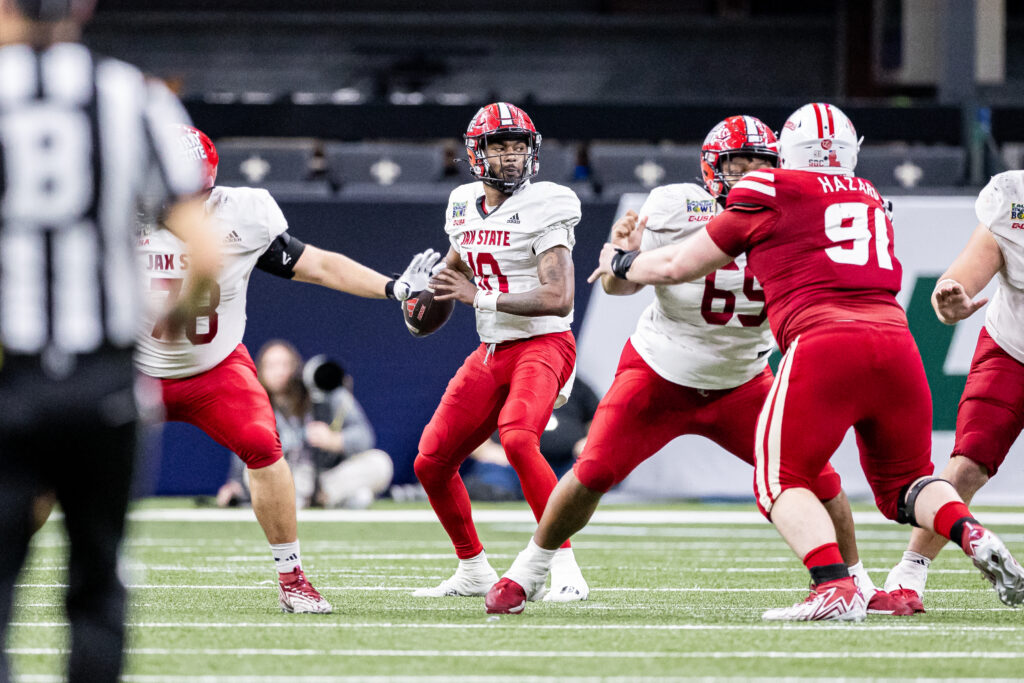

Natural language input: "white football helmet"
[778,103,862,174]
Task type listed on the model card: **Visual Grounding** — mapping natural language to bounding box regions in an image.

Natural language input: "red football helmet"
[176,124,218,190]
[464,102,541,193]
[700,115,779,199]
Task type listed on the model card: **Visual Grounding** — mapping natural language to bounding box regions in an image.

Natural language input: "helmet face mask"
[700,115,779,200]
[778,102,861,174]
[464,102,541,194]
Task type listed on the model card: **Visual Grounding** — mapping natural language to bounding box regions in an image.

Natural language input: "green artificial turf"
[8,499,1024,681]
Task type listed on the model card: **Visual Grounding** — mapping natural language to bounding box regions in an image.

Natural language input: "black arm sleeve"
[255,232,307,279]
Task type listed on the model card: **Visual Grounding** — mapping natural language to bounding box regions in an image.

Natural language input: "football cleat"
[866,588,917,616]
[543,547,588,603]
[961,522,1024,607]
[411,562,498,597]
[485,577,529,614]
[278,568,332,614]
[887,587,926,614]
[762,576,866,622]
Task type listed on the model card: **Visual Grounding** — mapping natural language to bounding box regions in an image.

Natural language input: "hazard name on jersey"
[135,186,288,379]
[976,170,1024,364]
[444,180,581,344]
[629,183,774,390]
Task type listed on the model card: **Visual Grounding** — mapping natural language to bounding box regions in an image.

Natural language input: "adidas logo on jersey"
[223,230,242,244]
[506,213,521,224]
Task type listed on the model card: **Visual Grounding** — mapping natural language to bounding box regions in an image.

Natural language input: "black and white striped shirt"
[0,42,201,356]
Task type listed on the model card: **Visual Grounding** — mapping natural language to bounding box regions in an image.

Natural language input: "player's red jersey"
[706,169,907,351]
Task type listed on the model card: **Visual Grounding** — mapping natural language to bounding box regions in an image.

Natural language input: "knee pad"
[498,428,539,460]
[573,458,618,494]
[896,476,948,527]
[811,469,842,503]
[413,452,455,489]
[236,424,282,469]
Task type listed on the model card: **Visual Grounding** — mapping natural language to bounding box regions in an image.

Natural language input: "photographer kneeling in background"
[217,340,392,509]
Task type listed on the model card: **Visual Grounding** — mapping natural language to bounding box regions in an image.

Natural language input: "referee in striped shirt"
[0,2,219,682]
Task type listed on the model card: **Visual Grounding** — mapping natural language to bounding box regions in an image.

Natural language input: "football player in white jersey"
[136,126,440,614]
[487,116,891,615]
[881,170,1024,613]
[409,102,588,600]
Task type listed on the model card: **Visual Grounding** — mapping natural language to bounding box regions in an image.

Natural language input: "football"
[402,288,454,338]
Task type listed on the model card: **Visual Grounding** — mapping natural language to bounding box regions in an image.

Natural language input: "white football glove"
[393,248,443,301]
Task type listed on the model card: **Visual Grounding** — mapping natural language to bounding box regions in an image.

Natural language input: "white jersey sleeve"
[445,181,580,344]
[135,186,288,378]
[629,183,774,390]
[976,171,1024,364]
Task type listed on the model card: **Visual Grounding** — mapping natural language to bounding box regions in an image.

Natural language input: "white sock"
[506,539,556,584]
[883,551,930,594]
[271,541,301,574]
[458,550,492,573]
[847,561,877,594]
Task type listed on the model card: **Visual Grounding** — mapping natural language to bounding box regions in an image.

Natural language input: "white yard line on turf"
[11,621,1024,633]
[9,647,1024,659]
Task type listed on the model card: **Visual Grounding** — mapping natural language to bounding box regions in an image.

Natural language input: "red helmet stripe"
[824,103,835,138]
[813,103,825,138]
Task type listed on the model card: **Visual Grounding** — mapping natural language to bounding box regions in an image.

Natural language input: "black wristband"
[385,279,397,300]
[610,248,640,280]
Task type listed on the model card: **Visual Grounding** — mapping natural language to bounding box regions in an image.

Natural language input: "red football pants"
[573,340,841,501]
[415,331,576,559]
[160,344,282,469]
[952,327,1024,476]
[753,322,934,521]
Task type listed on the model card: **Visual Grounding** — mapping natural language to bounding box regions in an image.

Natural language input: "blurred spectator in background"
[464,378,599,502]
[573,144,593,183]
[216,340,392,509]
[442,141,462,179]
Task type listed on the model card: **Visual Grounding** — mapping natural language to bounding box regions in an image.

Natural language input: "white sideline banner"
[577,194,1024,505]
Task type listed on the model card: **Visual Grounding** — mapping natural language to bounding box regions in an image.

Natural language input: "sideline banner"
[577,193,1024,504]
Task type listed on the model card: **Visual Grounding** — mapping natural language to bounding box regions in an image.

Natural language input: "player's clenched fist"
[610,210,648,251]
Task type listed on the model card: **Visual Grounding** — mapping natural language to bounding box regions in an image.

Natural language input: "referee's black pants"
[0,350,138,683]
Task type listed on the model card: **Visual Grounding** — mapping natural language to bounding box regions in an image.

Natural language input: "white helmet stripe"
[743,115,760,144]
[497,102,514,126]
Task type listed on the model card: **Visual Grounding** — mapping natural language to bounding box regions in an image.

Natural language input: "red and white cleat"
[762,576,866,622]
[866,588,917,616]
[278,568,332,614]
[962,522,1024,607]
[887,587,925,614]
[485,577,529,614]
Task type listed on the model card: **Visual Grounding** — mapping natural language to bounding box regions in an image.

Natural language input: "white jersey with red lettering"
[975,170,1024,364]
[444,180,580,344]
[629,183,774,390]
[135,186,288,378]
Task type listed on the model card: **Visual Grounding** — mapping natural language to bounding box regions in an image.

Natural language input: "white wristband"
[935,278,961,292]
[474,290,500,312]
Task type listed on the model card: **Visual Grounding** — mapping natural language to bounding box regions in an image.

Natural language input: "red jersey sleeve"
[706,205,777,256]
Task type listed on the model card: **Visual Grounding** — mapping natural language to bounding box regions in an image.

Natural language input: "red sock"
[802,542,844,570]
[932,501,974,541]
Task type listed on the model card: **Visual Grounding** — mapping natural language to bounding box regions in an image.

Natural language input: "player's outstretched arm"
[589,228,731,286]
[291,245,441,301]
[931,222,1003,325]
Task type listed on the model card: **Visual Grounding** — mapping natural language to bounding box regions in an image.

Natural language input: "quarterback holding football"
[409,102,588,602]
